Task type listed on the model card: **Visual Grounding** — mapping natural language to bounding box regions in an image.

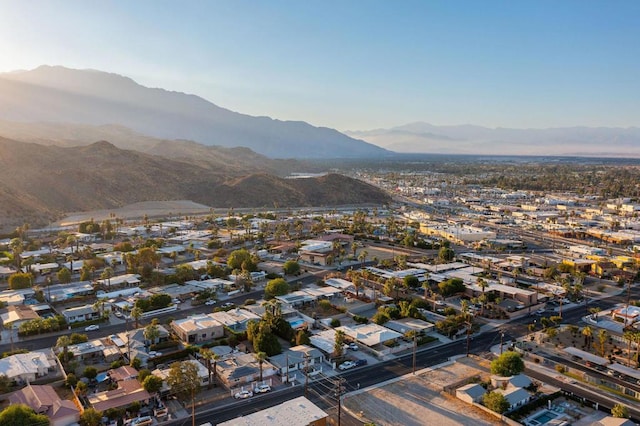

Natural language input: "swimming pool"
[526,410,558,426]
[288,318,306,329]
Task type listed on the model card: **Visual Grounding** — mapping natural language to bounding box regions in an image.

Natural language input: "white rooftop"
[217,396,326,426]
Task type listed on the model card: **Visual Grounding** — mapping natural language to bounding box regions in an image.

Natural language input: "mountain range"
[0,66,388,159]
[345,122,640,157]
[0,138,390,232]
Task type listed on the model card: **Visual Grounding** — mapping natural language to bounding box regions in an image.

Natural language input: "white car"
[205,300,217,306]
[234,390,253,399]
[147,351,162,358]
[254,384,271,393]
[348,342,359,351]
[172,299,181,304]
[85,324,100,332]
[114,311,123,318]
[222,302,235,308]
[339,361,356,371]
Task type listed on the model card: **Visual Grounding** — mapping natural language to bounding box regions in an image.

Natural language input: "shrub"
[353,315,369,324]
[330,318,341,327]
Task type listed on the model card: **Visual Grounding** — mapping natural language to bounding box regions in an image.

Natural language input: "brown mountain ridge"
[0,138,390,230]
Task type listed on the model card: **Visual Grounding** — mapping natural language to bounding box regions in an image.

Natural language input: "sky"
[0,0,638,131]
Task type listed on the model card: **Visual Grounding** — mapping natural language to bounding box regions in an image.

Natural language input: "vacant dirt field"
[343,357,502,426]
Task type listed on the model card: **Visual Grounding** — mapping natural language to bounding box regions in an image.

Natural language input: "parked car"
[114,311,123,318]
[205,300,217,306]
[348,342,359,351]
[339,361,356,371]
[130,416,153,426]
[254,384,271,393]
[222,302,235,308]
[354,359,368,367]
[234,390,253,399]
[85,324,100,332]
[172,298,181,304]
[147,351,162,358]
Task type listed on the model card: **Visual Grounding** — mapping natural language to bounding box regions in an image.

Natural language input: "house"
[595,417,636,426]
[336,323,403,349]
[61,304,101,324]
[217,396,327,426]
[0,305,39,329]
[491,373,532,389]
[456,383,486,404]
[108,365,139,382]
[268,345,324,377]
[88,377,151,412]
[0,351,56,385]
[209,308,260,332]
[171,314,224,344]
[384,317,435,336]
[113,325,170,365]
[498,386,531,410]
[216,352,277,388]
[152,359,210,394]
[9,384,80,426]
[68,339,120,364]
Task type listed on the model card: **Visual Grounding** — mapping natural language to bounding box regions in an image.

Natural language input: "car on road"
[534,308,545,315]
[354,359,368,367]
[254,384,271,393]
[222,302,235,309]
[128,416,153,426]
[339,361,356,371]
[85,324,100,332]
[205,300,217,306]
[234,390,253,399]
[348,342,359,351]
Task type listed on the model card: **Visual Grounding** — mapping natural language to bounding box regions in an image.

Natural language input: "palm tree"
[255,351,267,382]
[56,335,71,365]
[100,267,113,291]
[477,278,488,317]
[624,330,635,367]
[143,319,161,348]
[597,329,608,357]
[131,307,143,329]
[582,326,593,349]
[352,274,362,298]
[358,250,368,269]
[200,348,214,389]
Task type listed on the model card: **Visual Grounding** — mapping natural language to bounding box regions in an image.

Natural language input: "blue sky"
[0,0,638,130]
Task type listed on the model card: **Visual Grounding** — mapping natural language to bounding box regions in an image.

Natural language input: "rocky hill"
[0,138,390,231]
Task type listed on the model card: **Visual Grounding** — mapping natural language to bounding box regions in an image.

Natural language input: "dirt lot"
[343,357,503,426]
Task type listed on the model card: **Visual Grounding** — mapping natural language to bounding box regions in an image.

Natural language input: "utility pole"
[334,377,345,426]
[285,353,289,385]
[466,321,472,357]
[500,331,505,355]
[412,332,417,374]
[304,353,310,398]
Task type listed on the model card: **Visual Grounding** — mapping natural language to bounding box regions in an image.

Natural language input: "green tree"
[597,329,608,357]
[79,408,102,426]
[296,329,311,345]
[227,249,256,271]
[142,374,163,393]
[483,391,510,414]
[199,348,215,389]
[83,366,98,381]
[438,246,455,262]
[143,319,161,346]
[167,361,200,426]
[56,335,71,365]
[611,403,630,418]
[282,260,301,275]
[265,278,290,298]
[582,326,593,349]
[490,352,525,376]
[334,329,346,358]
[57,267,72,284]
[403,275,420,289]
[8,273,33,290]
[130,307,143,329]
[0,404,49,426]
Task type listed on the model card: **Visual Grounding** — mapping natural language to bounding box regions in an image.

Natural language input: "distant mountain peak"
[0,65,389,159]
